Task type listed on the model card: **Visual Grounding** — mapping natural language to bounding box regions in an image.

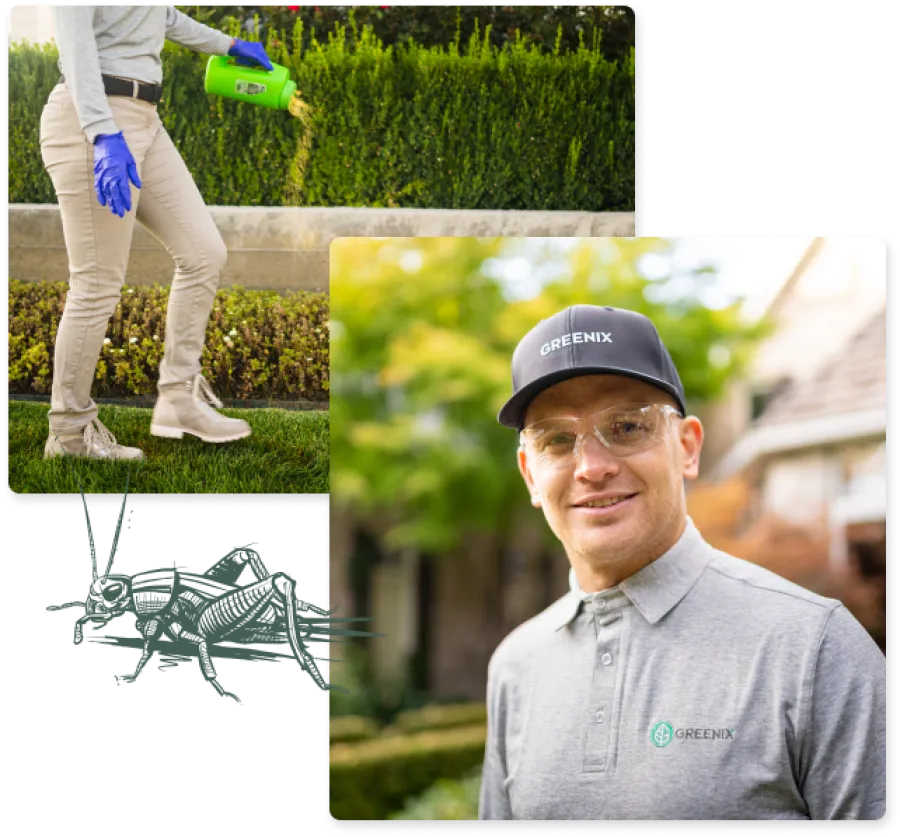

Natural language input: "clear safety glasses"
[519,403,683,468]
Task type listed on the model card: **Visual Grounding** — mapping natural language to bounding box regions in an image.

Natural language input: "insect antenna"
[69,460,100,574]
[109,460,131,566]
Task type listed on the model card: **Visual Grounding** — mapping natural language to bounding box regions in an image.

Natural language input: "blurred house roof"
[757,306,885,426]
[713,306,886,478]
[747,239,886,387]
[762,238,824,321]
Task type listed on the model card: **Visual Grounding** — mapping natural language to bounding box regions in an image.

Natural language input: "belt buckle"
[132,79,139,99]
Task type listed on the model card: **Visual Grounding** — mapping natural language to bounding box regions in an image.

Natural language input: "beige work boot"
[44,418,145,461]
[150,374,251,443]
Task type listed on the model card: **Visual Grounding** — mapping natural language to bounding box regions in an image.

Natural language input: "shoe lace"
[83,419,120,452]
[192,374,224,409]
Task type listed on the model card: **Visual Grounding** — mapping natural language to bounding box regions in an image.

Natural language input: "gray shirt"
[479,518,885,820]
[53,6,233,141]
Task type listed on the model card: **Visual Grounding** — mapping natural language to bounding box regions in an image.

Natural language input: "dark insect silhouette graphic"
[48,469,375,702]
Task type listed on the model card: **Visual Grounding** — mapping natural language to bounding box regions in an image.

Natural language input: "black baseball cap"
[498,305,687,429]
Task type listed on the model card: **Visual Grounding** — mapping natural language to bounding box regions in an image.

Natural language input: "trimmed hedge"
[387,702,487,736]
[330,702,487,745]
[8,279,329,401]
[183,6,636,63]
[10,22,634,210]
[330,723,487,820]
[330,715,381,745]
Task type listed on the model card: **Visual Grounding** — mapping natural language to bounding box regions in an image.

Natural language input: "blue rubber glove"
[93,132,141,218]
[227,38,274,71]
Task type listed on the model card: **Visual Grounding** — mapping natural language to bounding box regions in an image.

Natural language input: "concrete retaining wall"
[9,204,636,292]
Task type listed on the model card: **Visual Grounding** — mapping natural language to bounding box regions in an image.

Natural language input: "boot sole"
[150,423,252,443]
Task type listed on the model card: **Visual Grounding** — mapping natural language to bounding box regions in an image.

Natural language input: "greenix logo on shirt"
[650,721,736,747]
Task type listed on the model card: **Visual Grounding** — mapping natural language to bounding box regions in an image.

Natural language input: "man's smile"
[571,492,639,514]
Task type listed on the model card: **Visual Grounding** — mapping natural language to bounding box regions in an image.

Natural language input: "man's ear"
[679,416,704,480]
[518,446,542,508]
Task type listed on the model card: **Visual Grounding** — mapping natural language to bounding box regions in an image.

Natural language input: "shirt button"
[600,652,613,666]
[595,708,605,724]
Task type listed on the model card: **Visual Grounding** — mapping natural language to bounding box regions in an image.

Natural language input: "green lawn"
[9,401,328,494]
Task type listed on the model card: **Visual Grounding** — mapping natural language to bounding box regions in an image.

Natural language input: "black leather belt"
[60,73,164,104]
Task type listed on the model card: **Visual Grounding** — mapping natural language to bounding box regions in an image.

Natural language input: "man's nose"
[573,431,621,481]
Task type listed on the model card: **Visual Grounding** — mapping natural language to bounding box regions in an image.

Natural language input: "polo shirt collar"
[556,517,711,629]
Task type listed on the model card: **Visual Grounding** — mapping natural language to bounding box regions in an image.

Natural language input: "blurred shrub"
[390,769,482,820]
[330,715,380,745]
[386,702,487,736]
[330,723,486,820]
[8,279,329,401]
[330,641,383,719]
[331,702,487,745]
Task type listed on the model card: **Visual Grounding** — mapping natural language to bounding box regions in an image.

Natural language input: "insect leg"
[118,618,162,684]
[168,621,241,703]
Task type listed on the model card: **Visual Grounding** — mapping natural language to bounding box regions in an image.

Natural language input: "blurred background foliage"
[330,238,768,556]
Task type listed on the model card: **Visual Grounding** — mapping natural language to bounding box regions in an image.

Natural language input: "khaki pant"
[39,84,226,433]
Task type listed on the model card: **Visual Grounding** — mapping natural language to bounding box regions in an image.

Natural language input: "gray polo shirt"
[479,518,885,820]
[53,6,233,141]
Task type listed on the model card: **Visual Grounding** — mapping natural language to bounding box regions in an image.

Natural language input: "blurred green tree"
[330,238,770,554]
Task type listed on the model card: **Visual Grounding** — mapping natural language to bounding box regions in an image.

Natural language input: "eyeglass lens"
[524,405,671,463]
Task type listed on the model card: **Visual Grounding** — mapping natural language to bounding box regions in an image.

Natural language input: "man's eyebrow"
[531,399,649,416]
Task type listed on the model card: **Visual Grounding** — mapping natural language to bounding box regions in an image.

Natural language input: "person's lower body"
[38,84,249,460]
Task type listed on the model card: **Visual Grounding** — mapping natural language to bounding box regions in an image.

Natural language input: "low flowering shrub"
[8,279,329,402]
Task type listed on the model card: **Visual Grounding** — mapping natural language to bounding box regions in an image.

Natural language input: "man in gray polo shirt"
[479,304,885,820]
